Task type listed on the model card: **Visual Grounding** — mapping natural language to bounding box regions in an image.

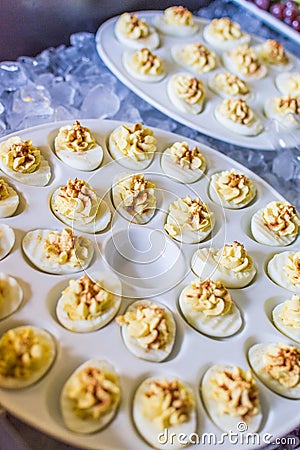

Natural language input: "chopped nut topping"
[218,98,254,125]
[213,169,255,205]
[285,73,300,97]
[279,294,300,329]
[284,251,300,288]
[131,48,164,76]
[44,228,87,266]
[168,141,205,171]
[229,45,262,76]
[264,344,300,388]
[55,121,96,152]
[141,378,195,429]
[217,241,252,273]
[117,12,150,39]
[273,95,300,117]
[164,6,194,27]
[180,43,216,73]
[0,136,41,174]
[212,72,250,97]
[184,279,232,316]
[259,40,289,65]
[208,18,243,41]
[116,303,171,350]
[262,201,299,237]
[67,366,120,419]
[210,366,260,419]
[173,75,205,105]
[0,179,9,200]
[111,123,157,161]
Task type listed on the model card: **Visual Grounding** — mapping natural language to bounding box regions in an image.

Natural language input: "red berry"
[284,6,299,20]
[270,3,286,19]
[254,0,270,10]
[292,16,300,30]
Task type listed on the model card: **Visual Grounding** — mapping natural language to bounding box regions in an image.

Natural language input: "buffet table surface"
[0,0,299,449]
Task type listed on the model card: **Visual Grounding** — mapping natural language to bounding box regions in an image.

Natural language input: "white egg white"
[222,51,267,81]
[115,20,159,50]
[248,343,300,399]
[167,73,205,115]
[22,229,94,275]
[179,284,242,338]
[171,44,217,76]
[201,365,263,432]
[264,98,300,130]
[203,25,250,51]
[0,273,23,320]
[56,270,122,332]
[133,376,196,450]
[208,72,252,100]
[160,148,205,184]
[0,224,15,261]
[267,252,300,294]
[0,325,56,389]
[0,183,19,218]
[191,247,256,289]
[209,172,256,209]
[119,300,176,362]
[215,104,263,136]
[0,155,51,187]
[152,14,198,37]
[272,302,300,343]
[251,208,298,246]
[254,44,293,72]
[275,72,300,96]
[60,359,120,433]
[123,50,166,83]
[54,142,103,172]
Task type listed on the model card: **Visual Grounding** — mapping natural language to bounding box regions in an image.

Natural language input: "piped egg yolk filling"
[218,98,254,125]
[0,179,9,200]
[273,95,300,117]
[264,344,300,388]
[259,39,289,65]
[112,123,157,161]
[213,72,250,96]
[116,174,156,219]
[285,74,300,96]
[169,141,205,171]
[279,295,300,329]
[180,43,216,73]
[208,17,243,41]
[117,12,150,39]
[173,75,205,105]
[184,279,232,316]
[284,251,300,288]
[210,366,260,419]
[56,121,96,152]
[262,201,299,237]
[164,6,194,27]
[0,136,41,173]
[67,367,120,420]
[141,378,194,429]
[213,169,254,205]
[230,45,261,76]
[44,228,87,266]
[131,48,164,76]
[217,241,252,273]
[116,303,170,350]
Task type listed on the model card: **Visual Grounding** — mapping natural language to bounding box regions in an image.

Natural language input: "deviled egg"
[222,44,267,80]
[255,39,293,72]
[209,72,250,99]
[164,196,214,244]
[116,299,176,362]
[215,98,263,136]
[123,47,166,82]
[251,201,299,246]
[275,72,300,96]
[60,359,120,433]
[248,342,300,399]
[264,95,300,130]
[191,241,256,288]
[0,224,15,260]
[54,121,103,171]
[171,42,217,75]
[22,228,94,275]
[112,173,156,224]
[51,178,111,233]
[167,73,205,115]
[133,376,196,450]
[0,136,51,186]
[0,325,56,389]
[209,169,256,209]
[56,271,122,332]
[0,273,23,320]
[108,123,157,170]
[152,6,198,37]
[273,294,300,343]
[201,365,262,432]
[0,178,19,218]
[161,141,206,184]
[203,17,250,51]
[267,251,300,294]
[179,279,242,337]
[115,12,159,50]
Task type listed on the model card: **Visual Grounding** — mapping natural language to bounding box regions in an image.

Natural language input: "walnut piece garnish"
[284,251,300,288]
[273,95,300,117]
[116,12,150,39]
[259,39,289,65]
[229,45,262,76]
[264,344,300,388]
[184,279,232,316]
[67,366,120,419]
[131,48,164,76]
[141,378,195,429]
[116,303,170,350]
[44,228,87,266]
[180,43,216,73]
[279,294,300,329]
[208,18,243,41]
[213,169,255,205]
[0,179,9,200]
[55,121,96,152]
[212,72,250,97]
[111,123,157,161]
[210,366,260,419]
[164,6,194,27]
[262,201,299,237]
[173,75,205,105]
[285,73,300,97]
[0,136,41,174]
[168,141,205,171]
[217,241,252,273]
[218,98,254,125]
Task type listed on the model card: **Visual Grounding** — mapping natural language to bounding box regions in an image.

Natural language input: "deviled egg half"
[54,121,103,171]
[115,12,159,50]
[0,325,56,389]
[179,279,242,337]
[123,47,166,82]
[51,178,111,233]
[109,123,157,170]
[171,42,217,75]
[248,342,300,399]
[0,224,15,261]
[22,228,94,275]
[222,44,267,81]
[192,241,256,288]
[167,73,205,115]
[153,6,198,37]
[133,376,196,450]
[209,169,256,209]
[275,72,300,97]
[60,359,120,433]
[215,98,263,136]
[209,72,250,99]
[0,178,19,218]
[0,136,51,186]
[203,17,250,51]
[112,173,157,224]
[116,299,176,362]
[0,273,23,320]
[164,196,214,244]
[56,271,122,332]
[255,39,293,72]
[267,251,300,294]
[264,95,300,130]
[161,141,206,184]
[251,200,299,246]
[272,294,300,343]
[201,365,262,432]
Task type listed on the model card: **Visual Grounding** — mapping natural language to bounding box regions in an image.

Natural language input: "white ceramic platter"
[0,119,299,450]
[96,11,300,150]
